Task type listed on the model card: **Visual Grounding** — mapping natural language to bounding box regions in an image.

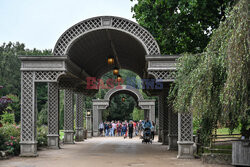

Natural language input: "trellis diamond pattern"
[35,71,64,82]
[162,95,169,134]
[76,94,84,128]
[158,95,164,132]
[64,89,74,131]
[21,71,35,142]
[48,83,59,135]
[169,103,178,136]
[112,17,159,55]
[54,17,102,56]
[53,17,160,56]
[179,113,193,141]
[149,70,177,81]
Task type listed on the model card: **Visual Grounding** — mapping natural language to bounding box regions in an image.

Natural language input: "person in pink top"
[124,120,128,138]
[117,121,122,136]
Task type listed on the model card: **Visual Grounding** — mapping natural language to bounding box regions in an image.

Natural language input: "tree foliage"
[0,42,51,97]
[0,42,52,124]
[169,0,249,144]
[131,0,234,54]
[132,107,144,121]
[103,94,136,121]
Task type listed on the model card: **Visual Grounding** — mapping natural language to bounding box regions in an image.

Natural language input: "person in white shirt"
[99,122,104,136]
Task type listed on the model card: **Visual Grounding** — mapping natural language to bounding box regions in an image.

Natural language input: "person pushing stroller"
[142,118,152,144]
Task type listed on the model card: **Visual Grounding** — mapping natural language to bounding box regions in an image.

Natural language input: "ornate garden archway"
[19,16,194,159]
[91,85,155,137]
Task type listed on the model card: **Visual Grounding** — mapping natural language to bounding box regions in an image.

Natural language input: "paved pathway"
[0,136,231,167]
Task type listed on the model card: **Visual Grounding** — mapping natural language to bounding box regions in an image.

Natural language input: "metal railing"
[194,132,241,156]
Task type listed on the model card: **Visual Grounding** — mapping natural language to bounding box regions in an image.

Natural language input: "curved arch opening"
[67,28,147,78]
[94,69,143,98]
[103,93,139,121]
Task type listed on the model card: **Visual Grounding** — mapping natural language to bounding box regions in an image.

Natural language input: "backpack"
[122,126,126,132]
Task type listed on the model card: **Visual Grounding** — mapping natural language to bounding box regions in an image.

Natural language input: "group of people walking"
[98,119,155,140]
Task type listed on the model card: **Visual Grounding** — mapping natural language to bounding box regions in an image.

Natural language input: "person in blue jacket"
[143,117,152,129]
[121,123,127,138]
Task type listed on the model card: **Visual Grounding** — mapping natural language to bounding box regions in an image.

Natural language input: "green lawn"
[216,128,240,135]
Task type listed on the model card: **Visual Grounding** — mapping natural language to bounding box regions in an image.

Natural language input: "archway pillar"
[47,82,60,149]
[92,105,99,137]
[177,112,194,159]
[64,89,74,144]
[92,99,109,137]
[161,92,169,145]
[155,90,169,145]
[20,71,38,156]
[19,57,65,156]
[150,104,155,124]
[143,109,149,119]
[157,96,163,142]
[146,55,180,144]
[138,99,155,123]
[168,102,178,150]
[146,55,194,158]
[75,93,84,141]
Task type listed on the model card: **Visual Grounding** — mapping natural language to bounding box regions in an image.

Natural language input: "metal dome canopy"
[53,16,160,79]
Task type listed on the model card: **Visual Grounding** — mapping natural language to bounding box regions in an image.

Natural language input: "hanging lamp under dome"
[113,67,119,75]
[122,97,125,102]
[107,57,114,65]
[117,74,122,82]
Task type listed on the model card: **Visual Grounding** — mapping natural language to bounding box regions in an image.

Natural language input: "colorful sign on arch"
[86,77,163,90]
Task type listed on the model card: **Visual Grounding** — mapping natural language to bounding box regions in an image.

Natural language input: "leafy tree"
[132,107,144,121]
[0,86,13,117]
[131,0,234,54]
[169,0,249,144]
[36,83,48,119]
[0,112,15,124]
[6,94,20,123]
[37,103,48,126]
[0,42,51,97]
[103,94,136,121]
[0,42,52,123]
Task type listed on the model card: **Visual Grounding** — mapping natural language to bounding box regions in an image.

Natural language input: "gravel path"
[0,136,231,167]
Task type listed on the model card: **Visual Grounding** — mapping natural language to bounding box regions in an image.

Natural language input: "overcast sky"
[0,0,136,50]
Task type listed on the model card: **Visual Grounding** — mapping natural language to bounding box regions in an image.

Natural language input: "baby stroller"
[142,127,152,144]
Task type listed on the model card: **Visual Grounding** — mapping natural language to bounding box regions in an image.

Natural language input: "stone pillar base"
[64,130,74,144]
[93,131,98,137]
[168,134,178,150]
[158,129,162,142]
[83,129,87,139]
[47,134,60,149]
[177,141,194,159]
[75,128,84,141]
[20,141,38,157]
[162,130,169,145]
[87,131,92,138]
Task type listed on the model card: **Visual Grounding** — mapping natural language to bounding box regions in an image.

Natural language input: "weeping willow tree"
[170,0,249,145]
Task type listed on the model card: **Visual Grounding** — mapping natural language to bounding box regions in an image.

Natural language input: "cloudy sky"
[0,0,136,50]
